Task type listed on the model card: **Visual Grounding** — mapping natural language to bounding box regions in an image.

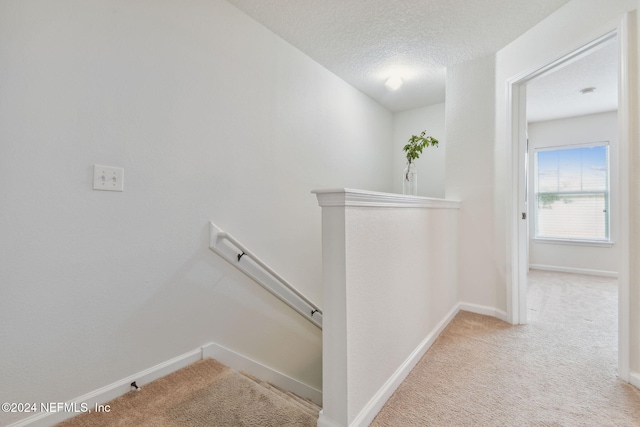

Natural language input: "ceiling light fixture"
[385,76,403,90]
[580,87,596,95]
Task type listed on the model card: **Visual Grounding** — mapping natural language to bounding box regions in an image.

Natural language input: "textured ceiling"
[527,40,618,123]
[227,0,571,112]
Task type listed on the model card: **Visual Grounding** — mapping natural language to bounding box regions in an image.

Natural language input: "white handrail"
[209,222,322,329]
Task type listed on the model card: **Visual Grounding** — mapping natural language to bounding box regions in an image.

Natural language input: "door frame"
[505,15,631,381]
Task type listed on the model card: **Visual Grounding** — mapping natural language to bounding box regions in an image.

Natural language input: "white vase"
[403,162,417,195]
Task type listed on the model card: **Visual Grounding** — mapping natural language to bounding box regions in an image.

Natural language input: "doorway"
[525,38,619,281]
[508,21,631,382]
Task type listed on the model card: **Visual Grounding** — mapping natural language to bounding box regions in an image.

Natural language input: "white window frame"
[533,141,611,246]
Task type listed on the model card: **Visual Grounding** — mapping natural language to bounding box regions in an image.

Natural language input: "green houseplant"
[402,131,439,195]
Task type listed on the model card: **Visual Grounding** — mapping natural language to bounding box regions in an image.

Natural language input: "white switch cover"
[93,165,124,191]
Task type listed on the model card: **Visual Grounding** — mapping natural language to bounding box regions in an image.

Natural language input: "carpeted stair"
[56,358,320,427]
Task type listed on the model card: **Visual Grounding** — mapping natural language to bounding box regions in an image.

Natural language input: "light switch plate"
[93,165,124,192]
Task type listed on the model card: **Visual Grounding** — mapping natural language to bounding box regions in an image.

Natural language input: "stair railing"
[209,222,323,329]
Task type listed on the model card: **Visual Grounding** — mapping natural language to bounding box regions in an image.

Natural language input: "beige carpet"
[56,358,319,426]
[371,270,640,426]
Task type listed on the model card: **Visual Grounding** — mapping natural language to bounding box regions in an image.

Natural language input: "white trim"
[532,238,614,248]
[629,372,640,390]
[345,302,509,427]
[614,11,631,382]
[7,347,204,427]
[529,264,618,278]
[506,26,618,85]
[8,343,322,427]
[317,410,343,427]
[348,303,461,427]
[312,188,460,209]
[317,302,511,427]
[458,302,509,323]
[202,342,322,406]
[533,140,610,152]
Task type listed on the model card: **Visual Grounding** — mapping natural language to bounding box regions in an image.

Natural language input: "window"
[534,142,610,242]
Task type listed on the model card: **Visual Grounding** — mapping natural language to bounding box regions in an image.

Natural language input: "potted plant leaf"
[402,131,439,195]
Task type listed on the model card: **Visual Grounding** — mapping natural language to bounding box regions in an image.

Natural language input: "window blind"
[534,144,609,241]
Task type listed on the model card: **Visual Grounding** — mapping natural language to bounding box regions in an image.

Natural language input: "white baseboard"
[529,264,618,278]
[317,410,344,427]
[8,343,321,427]
[202,342,322,406]
[348,303,461,427]
[334,302,510,427]
[7,347,204,427]
[459,302,508,322]
[629,371,640,390]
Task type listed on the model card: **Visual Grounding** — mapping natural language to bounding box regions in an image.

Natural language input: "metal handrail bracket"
[209,221,322,329]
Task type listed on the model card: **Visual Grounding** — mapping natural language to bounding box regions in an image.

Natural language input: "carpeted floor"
[58,270,640,426]
[371,270,640,426]
[56,358,320,427]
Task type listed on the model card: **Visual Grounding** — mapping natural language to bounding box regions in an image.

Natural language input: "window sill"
[532,238,614,248]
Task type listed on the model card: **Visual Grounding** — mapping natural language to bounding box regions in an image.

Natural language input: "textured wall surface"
[0,1,393,424]
[344,206,458,422]
[445,54,499,309]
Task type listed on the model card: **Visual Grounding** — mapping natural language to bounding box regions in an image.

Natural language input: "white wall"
[445,54,501,310]
[527,112,619,275]
[392,103,446,198]
[314,190,459,427]
[345,206,458,425]
[0,0,393,424]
